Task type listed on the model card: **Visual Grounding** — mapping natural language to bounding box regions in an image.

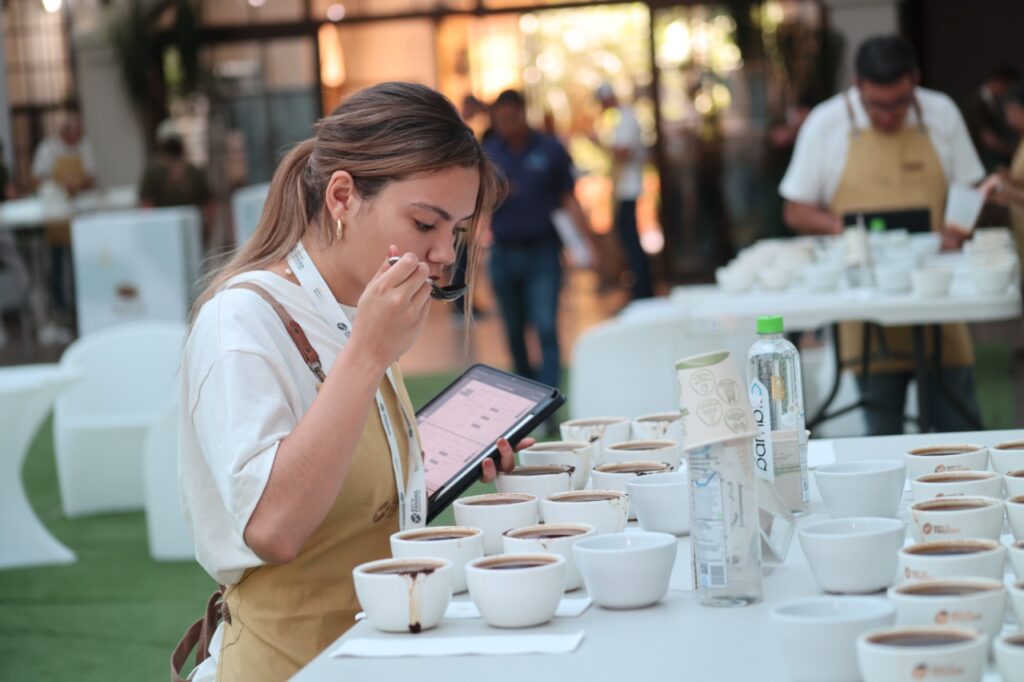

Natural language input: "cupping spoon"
[386,256,467,302]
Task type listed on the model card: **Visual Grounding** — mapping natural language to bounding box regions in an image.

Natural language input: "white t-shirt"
[178,270,358,586]
[779,86,984,207]
[612,105,645,200]
[30,135,96,180]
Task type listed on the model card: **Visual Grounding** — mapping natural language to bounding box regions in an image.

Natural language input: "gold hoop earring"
[335,217,344,240]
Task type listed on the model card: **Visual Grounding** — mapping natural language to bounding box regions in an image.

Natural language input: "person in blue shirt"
[484,90,591,391]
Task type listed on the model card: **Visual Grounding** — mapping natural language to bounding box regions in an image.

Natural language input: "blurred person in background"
[780,35,985,435]
[140,120,211,210]
[980,82,1024,265]
[595,83,653,300]
[484,89,591,394]
[31,113,96,343]
[139,119,214,244]
[964,65,1020,173]
[175,82,526,682]
[0,140,28,349]
[31,112,95,195]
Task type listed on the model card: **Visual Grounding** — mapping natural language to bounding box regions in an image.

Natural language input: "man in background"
[484,89,591,394]
[780,35,985,434]
[31,113,95,194]
[596,83,653,300]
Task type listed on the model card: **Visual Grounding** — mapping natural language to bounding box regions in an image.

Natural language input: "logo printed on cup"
[717,379,741,405]
[923,523,933,535]
[690,370,715,396]
[724,408,751,433]
[696,398,723,426]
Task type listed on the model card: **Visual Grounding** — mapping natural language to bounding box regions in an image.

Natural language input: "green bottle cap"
[757,315,784,334]
[869,217,886,232]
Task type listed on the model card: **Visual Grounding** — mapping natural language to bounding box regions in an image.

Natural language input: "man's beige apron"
[830,93,973,375]
[1009,140,1024,266]
[215,364,415,682]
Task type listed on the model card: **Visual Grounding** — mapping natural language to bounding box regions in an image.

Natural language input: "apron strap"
[229,281,327,384]
[169,588,227,682]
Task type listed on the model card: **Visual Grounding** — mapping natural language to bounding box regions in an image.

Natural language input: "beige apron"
[1009,140,1024,266]
[215,364,416,682]
[830,92,974,374]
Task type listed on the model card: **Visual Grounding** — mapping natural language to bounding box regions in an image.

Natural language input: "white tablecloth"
[294,429,1023,681]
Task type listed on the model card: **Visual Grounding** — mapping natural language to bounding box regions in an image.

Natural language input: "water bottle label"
[691,465,728,589]
[748,378,774,481]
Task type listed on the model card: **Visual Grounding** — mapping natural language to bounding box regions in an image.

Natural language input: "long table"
[294,429,1023,681]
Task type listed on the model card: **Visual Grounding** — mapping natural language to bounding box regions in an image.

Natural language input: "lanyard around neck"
[286,241,426,530]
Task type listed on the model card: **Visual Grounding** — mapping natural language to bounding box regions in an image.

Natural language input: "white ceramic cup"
[1007,495,1024,540]
[798,517,906,594]
[909,470,1004,501]
[631,412,684,445]
[1006,469,1024,498]
[625,471,690,536]
[453,493,539,555]
[970,264,1014,295]
[352,557,452,633]
[572,531,677,609]
[390,526,483,594]
[591,461,673,519]
[559,417,631,466]
[887,578,1006,645]
[1011,541,1024,581]
[602,439,682,470]
[1009,581,1024,624]
[904,444,988,482]
[908,496,1005,543]
[991,439,1024,475]
[995,632,1024,682]
[814,460,906,519]
[495,465,572,509]
[501,523,595,592]
[541,489,629,535]
[518,441,592,490]
[804,264,843,292]
[911,267,953,297]
[857,626,987,682]
[465,553,566,628]
[771,597,896,682]
[897,539,1006,583]
[875,264,913,294]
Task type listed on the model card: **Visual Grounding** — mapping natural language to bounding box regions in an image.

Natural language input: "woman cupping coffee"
[175,82,524,682]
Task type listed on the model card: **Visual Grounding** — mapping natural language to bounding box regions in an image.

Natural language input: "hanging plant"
[108,0,201,113]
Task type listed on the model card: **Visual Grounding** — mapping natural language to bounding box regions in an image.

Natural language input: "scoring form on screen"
[420,378,537,495]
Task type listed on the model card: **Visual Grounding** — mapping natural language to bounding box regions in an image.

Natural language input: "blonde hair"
[193,82,504,320]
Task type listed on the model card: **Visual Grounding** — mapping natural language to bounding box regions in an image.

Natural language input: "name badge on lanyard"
[286,242,426,529]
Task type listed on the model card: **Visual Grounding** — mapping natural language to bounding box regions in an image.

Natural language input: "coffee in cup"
[390,526,484,594]
[909,495,1004,542]
[453,493,539,555]
[888,578,1006,644]
[857,626,987,682]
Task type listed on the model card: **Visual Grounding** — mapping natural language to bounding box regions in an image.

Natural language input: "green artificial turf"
[0,359,1012,680]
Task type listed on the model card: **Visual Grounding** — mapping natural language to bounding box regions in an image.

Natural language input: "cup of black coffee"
[465,553,566,628]
[856,626,986,682]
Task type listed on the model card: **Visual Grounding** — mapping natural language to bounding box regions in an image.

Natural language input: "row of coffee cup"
[353,525,680,632]
[904,440,1024,479]
[495,458,689,531]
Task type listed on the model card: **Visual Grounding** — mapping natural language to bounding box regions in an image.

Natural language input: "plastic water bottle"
[747,315,809,515]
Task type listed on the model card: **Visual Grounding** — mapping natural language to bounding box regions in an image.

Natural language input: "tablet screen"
[418,366,553,496]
